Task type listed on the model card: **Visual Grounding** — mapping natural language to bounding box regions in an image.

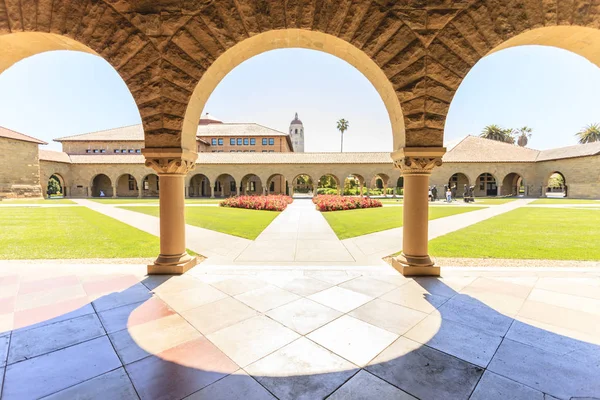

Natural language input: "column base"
[148,253,198,275]
[392,253,440,277]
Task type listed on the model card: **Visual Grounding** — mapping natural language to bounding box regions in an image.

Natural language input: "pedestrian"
[431,185,438,202]
[428,187,432,202]
[451,185,457,201]
[446,187,452,203]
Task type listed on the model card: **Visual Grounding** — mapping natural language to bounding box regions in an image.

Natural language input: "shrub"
[313,195,382,212]
[219,195,293,211]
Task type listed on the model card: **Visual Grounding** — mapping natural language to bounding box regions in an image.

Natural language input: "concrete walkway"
[73,199,251,259]
[343,198,535,260]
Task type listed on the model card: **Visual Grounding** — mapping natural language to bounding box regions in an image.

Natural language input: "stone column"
[112,185,117,198]
[391,147,445,277]
[359,184,364,197]
[313,184,318,196]
[143,149,198,275]
[210,185,215,199]
[138,185,143,198]
[383,183,388,197]
[236,185,240,196]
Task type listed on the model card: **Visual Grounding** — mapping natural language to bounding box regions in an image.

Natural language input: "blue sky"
[0,45,599,152]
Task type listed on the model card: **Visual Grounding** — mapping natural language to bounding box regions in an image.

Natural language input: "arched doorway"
[241,174,263,196]
[116,174,138,198]
[476,173,498,197]
[371,174,390,197]
[91,174,112,198]
[214,174,236,198]
[142,175,159,198]
[343,174,366,196]
[546,172,567,198]
[266,174,287,195]
[47,174,65,198]
[292,174,314,197]
[448,173,470,198]
[502,173,525,196]
[189,174,211,198]
[317,174,341,195]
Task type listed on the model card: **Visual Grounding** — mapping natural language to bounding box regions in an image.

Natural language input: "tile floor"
[0,263,599,399]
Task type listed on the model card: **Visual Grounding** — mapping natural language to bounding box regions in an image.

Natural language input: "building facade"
[289,113,305,153]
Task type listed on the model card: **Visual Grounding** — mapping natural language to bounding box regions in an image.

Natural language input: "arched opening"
[317,174,340,196]
[448,173,470,198]
[188,174,211,198]
[502,173,526,196]
[241,174,263,196]
[475,173,498,197]
[214,174,237,198]
[266,174,287,196]
[91,174,112,198]
[142,175,160,198]
[343,174,366,197]
[116,174,139,198]
[292,174,314,197]
[370,174,390,197]
[46,174,65,198]
[546,172,567,198]
[396,177,404,196]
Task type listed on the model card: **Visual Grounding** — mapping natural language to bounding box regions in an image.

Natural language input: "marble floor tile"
[328,369,416,400]
[380,282,450,313]
[157,284,228,313]
[528,288,600,316]
[18,275,80,296]
[304,271,357,285]
[15,284,86,312]
[2,336,121,400]
[308,286,373,313]
[535,277,600,300]
[367,337,484,400]
[91,283,152,312]
[98,297,175,334]
[245,337,358,400]
[412,276,475,297]
[338,276,397,297]
[470,370,544,400]
[349,298,427,335]
[235,285,300,313]
[436,295,514,336]
[41,368,138,400]
[0,333,8,367]
[211,277,268,296]
[307,315,398,366]
[207,316,299,367]
[182,297,259,335]
[518,300,600,337]
[186,371,276,400]
[274,277,333,296]
[266,298,342,335]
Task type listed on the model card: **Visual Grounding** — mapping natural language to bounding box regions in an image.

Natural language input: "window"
[295,129,298,134]
[248,181,256,192]
[237,138,242,145]
[211,138,217,146]
[244,138,249,145]
[250,150,255,152]
[128,175,136,191]
[243,150,248,152]
[101,149,106,153]
[230,150,235,152]
[114,149,120,153]
[269,138,274,145]
[218,138,223,146]
[262,138,267,145]
[230,138,235,145]
[136,149,141,154]
[269,150,274,153]
[262,150,267,152]
[128,149,135,153]
[93,149,99,153]
[212,150,216,153]
[250,138,256,145]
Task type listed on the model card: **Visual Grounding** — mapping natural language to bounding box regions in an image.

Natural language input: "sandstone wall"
[0,138,42,199]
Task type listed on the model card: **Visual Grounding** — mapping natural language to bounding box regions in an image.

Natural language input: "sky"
[0,45,599,152]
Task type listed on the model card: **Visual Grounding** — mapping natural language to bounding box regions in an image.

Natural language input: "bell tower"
[289,112,304,152]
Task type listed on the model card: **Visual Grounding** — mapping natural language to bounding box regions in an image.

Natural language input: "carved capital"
[390,147,446,176]
[142,148,197,175]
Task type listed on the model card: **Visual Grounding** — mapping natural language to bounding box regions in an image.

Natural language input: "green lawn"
[0,207,159,259]
[91,198,222,204]
[0,198,75,204]
[122,206,280,240]
[322,206,485,239]
[429,208,600,260]
[530,198,600,205]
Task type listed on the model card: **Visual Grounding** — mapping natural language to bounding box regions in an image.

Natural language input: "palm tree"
[576,123,600,144]
[337,119,349,152]
[516,126,533,147]
[480,125,514,144]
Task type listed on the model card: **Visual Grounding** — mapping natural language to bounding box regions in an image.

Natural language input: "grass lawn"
[322,206,485,239]
[530,198,600,205]
[0,207,159,259]
[91,198,222,204]
[122,206,280,240]
[466,198,516,205]
[1,198,75,204]
[429,208,600,260]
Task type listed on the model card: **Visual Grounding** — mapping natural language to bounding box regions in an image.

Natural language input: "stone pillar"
[138,185,143,198]
[391,147,445,277]
[383,183,388,197]
[313,184,318,196]
[143,149,198,275]
[236,185,240,196]
[184,186,189,199]
[112,185,117,198]
[359,184,364,197]
[210,185,215,199]
[496,185,502,197]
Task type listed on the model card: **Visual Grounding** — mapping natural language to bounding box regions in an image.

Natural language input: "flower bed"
[220,195,293,211]
[313,195,382,212]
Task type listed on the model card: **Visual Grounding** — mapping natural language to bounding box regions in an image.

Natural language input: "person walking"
[431,185,438,202]
[451,185,457,202]
[446,187,452,203]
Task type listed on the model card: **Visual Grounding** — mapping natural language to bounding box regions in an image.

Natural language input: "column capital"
[390,147,445,176]
[142,148,198,175]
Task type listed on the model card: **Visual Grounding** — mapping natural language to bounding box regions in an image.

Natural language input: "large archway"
[214,174,237,198]
[266,174,287,196]
[116,174,139,198]
[91,174,112,198]
[475,173,498,197]
[317,174,341,196]
[46,174,66,198]
[241,174,263,196]
[546,172,567,198]
[502,173,526,196]
[142,175,160,198]
[343,174,366,196]
[188,174,211,198]
[292,174,314,197]
[448,173,470,198]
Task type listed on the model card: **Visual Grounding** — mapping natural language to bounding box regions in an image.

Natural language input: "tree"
[515,126,533,147]
[480,125,514,144]
[576,123,600,144]
[548,173,564,188]
[47,176,61,196]
[337,119,349,152]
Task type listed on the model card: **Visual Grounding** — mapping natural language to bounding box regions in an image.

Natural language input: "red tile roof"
[0,126,47,145]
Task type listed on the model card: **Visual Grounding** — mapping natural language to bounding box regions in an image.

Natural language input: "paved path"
[73,199,251,259]
[342,198,535,260]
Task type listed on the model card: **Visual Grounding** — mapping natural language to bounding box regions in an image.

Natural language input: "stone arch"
[181,29,407,152]
[448,173,471,197]
[188,174,211,198]
[371,173,391,194]
[142,174,160,198]
[240,174,263,195]
[266,174,287,196]
[116,174,139,198]
[45,173,66,198]
[291,174,315,196]
[545,171,568,197]
[91,174,112,198]
[342,173,367,196]
[475,172,499,197]
[317,174,342,195]
[501,172,526,196]
[214,174,237,198]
